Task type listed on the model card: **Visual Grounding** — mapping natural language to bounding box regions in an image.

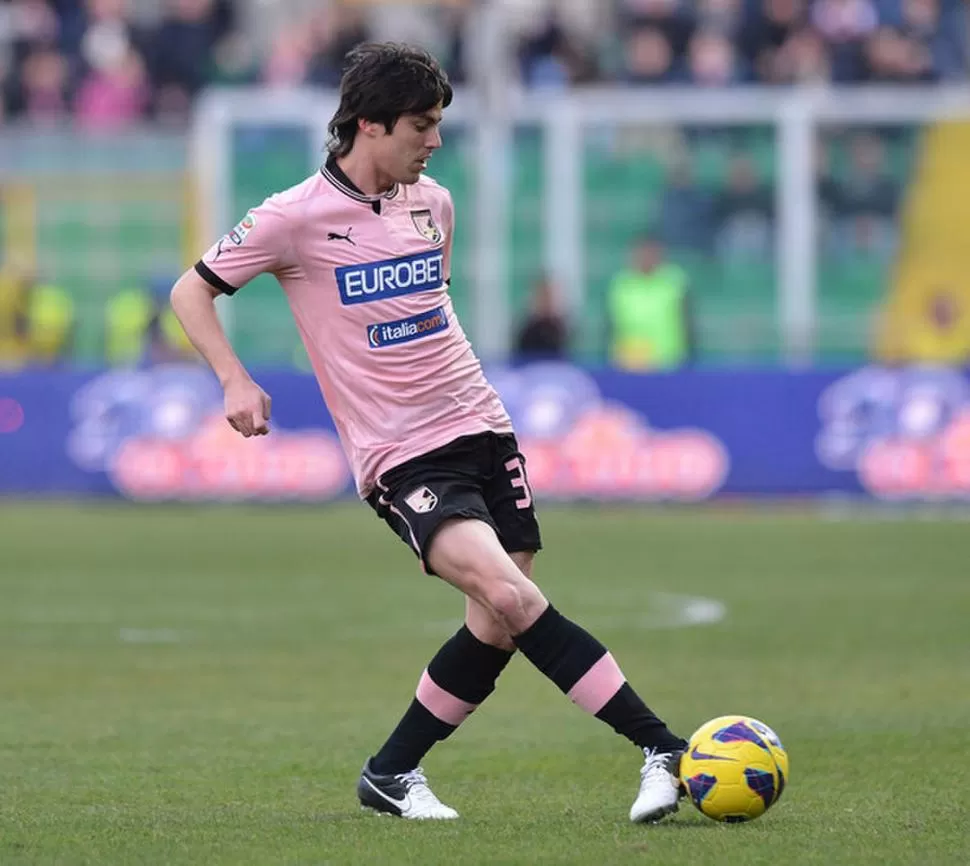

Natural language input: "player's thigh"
[483,434,543,558]
[427,518,546,633]
[509,550,535,579]
[368,466,497,574]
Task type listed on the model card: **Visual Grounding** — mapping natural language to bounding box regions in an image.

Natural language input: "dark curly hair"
[327,42,453,158]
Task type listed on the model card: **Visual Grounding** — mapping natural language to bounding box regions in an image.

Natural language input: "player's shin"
[512,605,686,752]
[369,625,513,775]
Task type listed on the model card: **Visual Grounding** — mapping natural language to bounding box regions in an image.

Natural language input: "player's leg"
[465,594,515,650]
[358,454,518,819]
[358,603,513,819]
[427,517,687,822]
[367,591,515,775]
[481,435,685,752]
[360,565,520,818]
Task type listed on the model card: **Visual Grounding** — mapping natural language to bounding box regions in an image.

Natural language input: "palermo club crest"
[410,209,442,244]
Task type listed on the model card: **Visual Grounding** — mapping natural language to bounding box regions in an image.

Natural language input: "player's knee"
[481,573,546,634]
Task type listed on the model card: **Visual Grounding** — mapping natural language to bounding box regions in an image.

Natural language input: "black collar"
[322,155,398,208]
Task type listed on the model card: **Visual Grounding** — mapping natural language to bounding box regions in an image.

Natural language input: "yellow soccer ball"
[680,715,789,822]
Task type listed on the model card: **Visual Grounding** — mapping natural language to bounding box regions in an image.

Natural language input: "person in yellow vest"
[0,270,74,368]
[105,278,197,367]
[607,236,694,370]
[24,281,75,365]
[105,288,154,366]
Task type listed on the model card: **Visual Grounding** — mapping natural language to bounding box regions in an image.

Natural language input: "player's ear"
[358,118,383,140]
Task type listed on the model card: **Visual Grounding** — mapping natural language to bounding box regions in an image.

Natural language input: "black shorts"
[366,432,542,575]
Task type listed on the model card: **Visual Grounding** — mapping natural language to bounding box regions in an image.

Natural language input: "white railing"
[191,84,970,365]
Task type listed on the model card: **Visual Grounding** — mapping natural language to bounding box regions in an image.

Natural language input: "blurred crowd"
[580,0,968,87]
[652,131,902,260]
[1,0,234,128]
[1,0,968,371]
[1,0,966,129]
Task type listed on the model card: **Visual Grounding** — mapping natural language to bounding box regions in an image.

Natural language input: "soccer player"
[170,42,688,822]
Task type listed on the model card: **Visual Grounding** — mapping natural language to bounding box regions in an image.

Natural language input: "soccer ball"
[679,715,789,823]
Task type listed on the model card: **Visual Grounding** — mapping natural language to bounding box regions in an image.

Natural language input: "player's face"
[382,107,443,185]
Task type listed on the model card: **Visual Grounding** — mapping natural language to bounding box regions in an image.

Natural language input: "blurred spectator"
[696,0,744,38]
[257,3,368,90]
[899,0,966,81]
[3,0,60,57]
[812,0,882,80]
[686,29,742,85]
[840,134,898,213]
[262,24,316,88]
[862,26,938,82]
[811,0,879,44]
[105,277,195,367]
[514,275,571,361]
[0,268,74,369]
[148,0,229,98]
[606,236,694,370]
[24,278,75,364]
[826,133,899,255]
[714,155,774,259]
[208,30,259,88]
[437,5,469,84]
[656,159,714,250]
[60,0,135,62]
[764,27,832,83]
[307,6,370,87]
[74,42,150,129]
[741,0,809,73]
[7,45,71,122]
[519,12,598,88]
[619,0,693,59]
[623,26,676,83]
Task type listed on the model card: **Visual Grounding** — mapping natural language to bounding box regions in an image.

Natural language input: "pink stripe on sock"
[567,652,626,714]
[416,670,478,726]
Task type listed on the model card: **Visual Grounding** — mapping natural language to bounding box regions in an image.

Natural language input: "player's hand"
[223,375,272,438]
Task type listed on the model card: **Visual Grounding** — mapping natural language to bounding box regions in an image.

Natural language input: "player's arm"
[169,269,270,437]
[171,199,291,437]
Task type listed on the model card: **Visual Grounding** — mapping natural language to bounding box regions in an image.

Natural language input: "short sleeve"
[194,195,294,296]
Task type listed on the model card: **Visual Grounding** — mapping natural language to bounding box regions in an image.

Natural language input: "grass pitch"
[1,502,968,865]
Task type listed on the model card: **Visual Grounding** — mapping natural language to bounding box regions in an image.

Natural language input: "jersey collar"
[322,155,399,205]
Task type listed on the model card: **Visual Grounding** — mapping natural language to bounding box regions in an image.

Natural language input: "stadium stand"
[0,0,967,365]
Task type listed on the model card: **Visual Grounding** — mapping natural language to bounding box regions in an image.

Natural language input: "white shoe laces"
[640,749,673,784]
[395,767,442,808]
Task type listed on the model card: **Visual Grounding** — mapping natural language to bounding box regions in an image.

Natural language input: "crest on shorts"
[404,485,438,514]
[410,209,442,244]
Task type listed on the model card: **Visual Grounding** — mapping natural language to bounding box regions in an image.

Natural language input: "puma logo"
[327,227,356,246]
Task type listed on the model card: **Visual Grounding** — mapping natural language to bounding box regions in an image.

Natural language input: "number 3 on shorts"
[504,456,533,510]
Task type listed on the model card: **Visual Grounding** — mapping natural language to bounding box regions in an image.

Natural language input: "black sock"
[513,605,686,752]
[370,626,513,775]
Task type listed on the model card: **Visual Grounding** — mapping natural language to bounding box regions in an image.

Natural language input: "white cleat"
[357,759,459,820]
[630,748,684,823]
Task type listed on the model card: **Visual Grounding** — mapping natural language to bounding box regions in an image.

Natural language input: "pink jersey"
[195,158,513,496]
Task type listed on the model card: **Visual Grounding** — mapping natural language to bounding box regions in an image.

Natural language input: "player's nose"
[426,126,442,150]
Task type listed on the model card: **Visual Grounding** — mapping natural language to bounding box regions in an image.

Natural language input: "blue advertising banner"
[2,363,969,501]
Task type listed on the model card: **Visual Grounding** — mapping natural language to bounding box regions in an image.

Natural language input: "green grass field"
[2,503,969,865]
